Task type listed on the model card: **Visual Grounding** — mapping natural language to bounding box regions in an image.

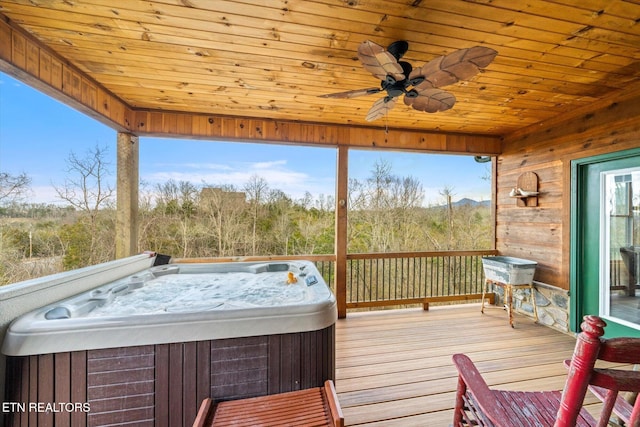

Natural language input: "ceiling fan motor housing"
[381,59,420,99]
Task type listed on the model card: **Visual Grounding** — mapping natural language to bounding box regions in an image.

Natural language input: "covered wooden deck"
[335,304,594,426]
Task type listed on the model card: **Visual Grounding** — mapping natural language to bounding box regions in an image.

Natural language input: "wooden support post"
[335,146,348,319]
[116,132,139,259]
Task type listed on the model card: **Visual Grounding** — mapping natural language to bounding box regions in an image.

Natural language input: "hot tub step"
[193,380,344,427]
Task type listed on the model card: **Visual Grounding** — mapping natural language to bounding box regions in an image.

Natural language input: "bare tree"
[54,145,114,265]
[153,179,200,257]
[439,186,456,250]
[54,145,114,219]
[267,189,295,255]
[0,171,31,204]
[349,159,424,252]
[244,175,269,255]
[200,185,247,256]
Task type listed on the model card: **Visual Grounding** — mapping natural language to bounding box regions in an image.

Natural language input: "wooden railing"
[345,250,498,310]
[177,249,498,314]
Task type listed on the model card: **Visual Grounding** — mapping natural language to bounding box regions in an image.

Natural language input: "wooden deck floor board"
[337,349,577,394]
[335,304,592,426]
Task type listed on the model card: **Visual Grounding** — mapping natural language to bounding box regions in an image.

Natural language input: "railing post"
[335,146,348,318]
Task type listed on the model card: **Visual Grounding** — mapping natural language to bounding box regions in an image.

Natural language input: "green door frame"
[570,147,640,334]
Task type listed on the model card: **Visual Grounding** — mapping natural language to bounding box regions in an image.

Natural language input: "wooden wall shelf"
[512,172,539,207]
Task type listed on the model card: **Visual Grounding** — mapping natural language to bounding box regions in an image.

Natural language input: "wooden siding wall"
[498,87,640,289]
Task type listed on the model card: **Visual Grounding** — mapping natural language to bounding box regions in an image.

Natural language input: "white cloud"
[152,162,233,171]
[23,185,66,205]
[252,160,287,169]
[142,159,334,200]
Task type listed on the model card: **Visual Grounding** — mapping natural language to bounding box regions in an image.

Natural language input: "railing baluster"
[369,258,384,300]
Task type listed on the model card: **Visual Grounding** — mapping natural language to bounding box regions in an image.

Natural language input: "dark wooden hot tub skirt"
[3,325,335,427]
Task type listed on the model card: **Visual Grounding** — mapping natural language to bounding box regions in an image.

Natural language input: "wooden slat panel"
[4,356,26,427]
[27,356,37,427]
[36,354,54,427]
[210,336,269,400]
[168,343,184,427]
[155,344,170,427]
[70,351,87,427]
[10,29,26,69]
[196,340,212,412]
[24,39,38,76]
[182,342,199,427]
[267,334,282,395]
[53,353,71,427]
[87,346,155,427]
[276,334,300,392]
[0,19,10,61]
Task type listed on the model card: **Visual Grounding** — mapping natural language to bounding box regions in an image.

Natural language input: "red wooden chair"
[589,384,638,426]
[452,315,640,427]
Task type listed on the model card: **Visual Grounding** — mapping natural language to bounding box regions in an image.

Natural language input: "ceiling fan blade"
[387,40,409,60]
[318,87,382,99]
[357,40,406,82]
[366,97,396,122]
[404,89,456,113]
[409,46,498,89]
[463,45,499,68]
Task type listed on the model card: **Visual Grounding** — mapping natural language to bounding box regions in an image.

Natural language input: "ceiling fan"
[320,40,497,122]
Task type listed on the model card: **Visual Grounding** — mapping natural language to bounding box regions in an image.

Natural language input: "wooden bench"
[193,380,344,427]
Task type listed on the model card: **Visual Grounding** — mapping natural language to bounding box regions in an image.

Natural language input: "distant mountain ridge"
[451,198,490,207]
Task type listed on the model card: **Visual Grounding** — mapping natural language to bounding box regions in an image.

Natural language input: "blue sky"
[0,73,490,206]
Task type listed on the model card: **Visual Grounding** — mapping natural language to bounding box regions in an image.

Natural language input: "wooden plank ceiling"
[0,0,639,136]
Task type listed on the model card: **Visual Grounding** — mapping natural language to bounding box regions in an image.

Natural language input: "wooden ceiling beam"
[129,109,501,155]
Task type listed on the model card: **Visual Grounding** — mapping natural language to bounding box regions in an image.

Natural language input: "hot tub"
[2,258,337,427]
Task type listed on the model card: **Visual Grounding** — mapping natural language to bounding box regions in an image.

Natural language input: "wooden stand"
[481,279,538,327]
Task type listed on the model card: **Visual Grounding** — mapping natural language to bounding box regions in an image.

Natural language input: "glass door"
[600,169,640,328]
[572,148,640,337]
